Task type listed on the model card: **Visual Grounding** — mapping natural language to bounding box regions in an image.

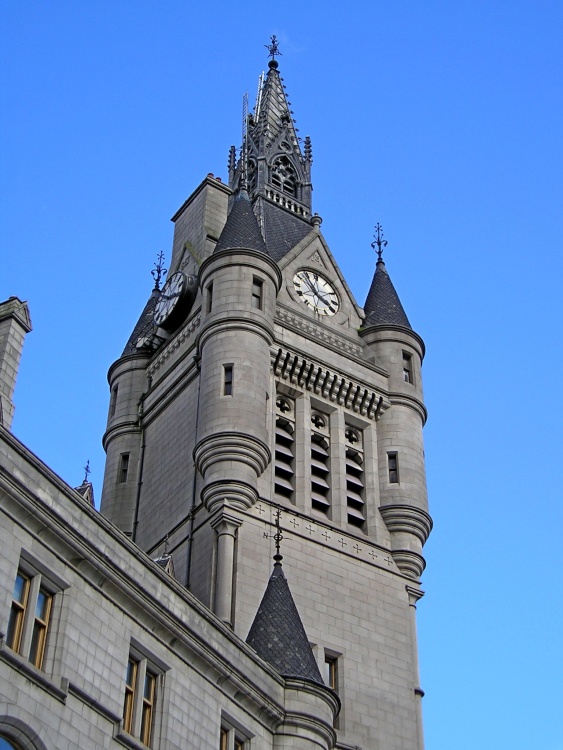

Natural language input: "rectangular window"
[122,653,159,748]
[110,384,118,417]
[388,452,399,483]
[6,571,30,654]
[220,724,249,750]
[119,453,130,483]
[207,282,213,313]
[223,365,233,396]
[251,277,263,310]
[402,352,413,383]
[323,650,341,728]
[6,568,54,670]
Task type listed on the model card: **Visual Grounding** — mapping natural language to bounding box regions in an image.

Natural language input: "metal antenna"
[254,72,264,122]
[83,459,91,483]
[265,35,282,60]
[151,251,167,290]
[241,91,249,190]
[371,223,388,261]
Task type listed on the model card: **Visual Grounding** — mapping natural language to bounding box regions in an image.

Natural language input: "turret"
[194,189,282,622]
[0,297,32,430]
[360,231,432,579]
[246,546,339,749]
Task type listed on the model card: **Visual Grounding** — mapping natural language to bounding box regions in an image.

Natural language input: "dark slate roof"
[74,481,95,507]
[214,189,268,255]
[261,200,313,262]
[363,259,412,329]
[246,563,324,684]
[122,288,160,356]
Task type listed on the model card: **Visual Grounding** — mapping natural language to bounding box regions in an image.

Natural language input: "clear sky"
[1,2,562,748]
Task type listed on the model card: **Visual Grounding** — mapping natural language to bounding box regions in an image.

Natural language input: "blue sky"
[1,2,562,748]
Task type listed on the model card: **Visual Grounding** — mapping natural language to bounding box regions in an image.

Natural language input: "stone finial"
[0,297,32,430]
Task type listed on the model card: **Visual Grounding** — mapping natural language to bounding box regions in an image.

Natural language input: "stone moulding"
[146,312,201,379]
[271,346,389,420]
[276,306,363,358]
[194,432,271,479]
[378,505,433,544]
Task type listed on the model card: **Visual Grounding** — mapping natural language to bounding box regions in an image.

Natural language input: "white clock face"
[154,272,186,326]
[293,270,339,316]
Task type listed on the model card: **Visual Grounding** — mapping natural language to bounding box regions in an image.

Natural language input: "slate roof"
[122,287,160,355]
[261,200,313,262]
[246,563,324,684]
[214,189,268,255]
[363,259,412,329]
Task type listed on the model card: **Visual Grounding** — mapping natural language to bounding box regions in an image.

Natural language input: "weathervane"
[83,459,91,483]
[151,251,167,291]
[371,223,388,261]
[263,507,285,565]
[265,35,282,61]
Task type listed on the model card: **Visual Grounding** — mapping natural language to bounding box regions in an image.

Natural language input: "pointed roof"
[253,60,300,147]
[214,189,268,255]
[246,563,324,684]
[363,259,412,329]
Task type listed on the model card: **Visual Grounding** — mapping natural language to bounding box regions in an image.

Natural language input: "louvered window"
[345,426,365,527]
[274,396,295,502]
[311,412,330,515]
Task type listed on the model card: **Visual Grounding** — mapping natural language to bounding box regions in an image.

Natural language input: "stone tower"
[100,50,432,750]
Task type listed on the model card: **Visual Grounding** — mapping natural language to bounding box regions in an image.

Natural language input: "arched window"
[270,156,296,196]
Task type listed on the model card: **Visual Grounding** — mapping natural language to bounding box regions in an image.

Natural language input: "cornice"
[271,346,390,421]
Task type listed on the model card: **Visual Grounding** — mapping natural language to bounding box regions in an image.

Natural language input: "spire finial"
[265,35,282,61]
[273,507,283,565]
[371,223,388,261]
[151,251,167,290]
[83,459,91,484]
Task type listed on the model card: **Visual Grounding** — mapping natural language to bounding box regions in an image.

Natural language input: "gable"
[275,229,364,332]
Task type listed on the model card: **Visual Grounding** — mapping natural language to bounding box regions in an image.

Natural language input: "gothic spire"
[229,40,313,224]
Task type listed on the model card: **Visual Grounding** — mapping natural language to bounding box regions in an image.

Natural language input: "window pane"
[35,590,49,620]
[12,572,27,603]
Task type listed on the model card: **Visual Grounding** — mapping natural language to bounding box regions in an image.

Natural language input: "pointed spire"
[363,226,412,328]
[214,188,268,255]
[246,561,324,684]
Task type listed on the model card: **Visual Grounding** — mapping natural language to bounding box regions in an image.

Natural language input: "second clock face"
[293,270,339,316]
[154,272,186,327]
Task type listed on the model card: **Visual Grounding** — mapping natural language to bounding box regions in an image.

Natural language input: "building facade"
[0,50,432,750]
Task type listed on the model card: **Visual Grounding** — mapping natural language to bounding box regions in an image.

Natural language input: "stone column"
[407,585,425,750]
[211,513,242,625]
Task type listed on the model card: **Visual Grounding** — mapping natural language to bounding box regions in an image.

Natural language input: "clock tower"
[100,45,432,750]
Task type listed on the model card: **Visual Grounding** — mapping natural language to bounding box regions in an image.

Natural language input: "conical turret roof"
[214,189,268,255]
[246,563,324,684]
[122,287,161,355]
[363,259,412,329]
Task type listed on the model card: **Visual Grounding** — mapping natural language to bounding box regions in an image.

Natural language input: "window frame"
[122,653,159,747]
[251,277,263,310]
[387,451,399,484]
[5,561,61,671]
[223,364,234,396]
[118,453,130,484]
[402,351,413,384]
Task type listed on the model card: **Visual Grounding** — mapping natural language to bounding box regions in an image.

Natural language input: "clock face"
[154,272,186,327]
[293,270,339,316]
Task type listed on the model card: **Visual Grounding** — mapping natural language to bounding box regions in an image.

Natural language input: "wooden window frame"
[6,567,54,670]
[122,653,159,748]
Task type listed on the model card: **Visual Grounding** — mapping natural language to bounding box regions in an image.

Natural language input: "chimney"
[0,297,32,430]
